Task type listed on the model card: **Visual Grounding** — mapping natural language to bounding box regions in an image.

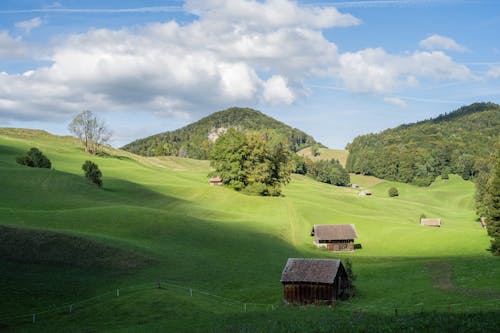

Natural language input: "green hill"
[346,102,500,185]
[1,128,499,332]
[297,146,349,167]
[122,107,321,159]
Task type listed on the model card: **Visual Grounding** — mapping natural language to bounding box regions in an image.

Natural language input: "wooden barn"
[209,176,223,186]
[280,258,348,305]
[311,224,358,251]
[420,218,441,227]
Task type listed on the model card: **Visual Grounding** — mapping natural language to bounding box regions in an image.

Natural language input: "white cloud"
[419,34,465,52]
[184,0,361,29]
[338,48,471,93]
[0,0,473,125]
[383,97,407,108]
[263,75,295,105]
[0,31,26,59]
[486,66,500,79]
[15,17,43,34]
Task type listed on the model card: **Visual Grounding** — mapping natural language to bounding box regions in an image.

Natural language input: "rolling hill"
[1,128,499,332]
[122,107,321,159]
[346,102,500,185]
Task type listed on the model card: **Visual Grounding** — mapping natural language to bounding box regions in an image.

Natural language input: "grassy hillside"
[122,107,320,159]
[0,128,499,332]
[346,102,500,185]
[297,147,349,167]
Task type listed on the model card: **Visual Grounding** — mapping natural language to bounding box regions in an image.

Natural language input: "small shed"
[358,190,372,196]
[420,218,441,227]
[350,184,360,188]
[280,258,348,305]
[209,176,223,186]
[311,224,358,251]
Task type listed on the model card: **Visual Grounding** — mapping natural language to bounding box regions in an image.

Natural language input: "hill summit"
[346,102,500,185]
[122,107,320,159]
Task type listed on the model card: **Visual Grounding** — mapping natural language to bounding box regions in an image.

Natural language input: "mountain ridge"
[122,107,321,159]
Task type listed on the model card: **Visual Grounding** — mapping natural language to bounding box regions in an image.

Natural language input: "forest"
[346,102,500,186]
[122,107,319,159]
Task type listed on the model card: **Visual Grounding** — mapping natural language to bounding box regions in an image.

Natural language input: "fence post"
[116,289,120,297]
[190,288,193,297]
[69,304,73,313]
[32,314,36,324]
[244,303,247,312]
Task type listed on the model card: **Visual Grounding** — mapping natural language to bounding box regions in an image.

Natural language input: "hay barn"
[420,218,441,227]
[311,224,358,251]
[280,258,348,305]
[209,176,223,186]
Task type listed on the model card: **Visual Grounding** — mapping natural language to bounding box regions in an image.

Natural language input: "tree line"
[346,103,500,186]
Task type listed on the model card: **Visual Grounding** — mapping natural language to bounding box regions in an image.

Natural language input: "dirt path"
[426,261,500,298]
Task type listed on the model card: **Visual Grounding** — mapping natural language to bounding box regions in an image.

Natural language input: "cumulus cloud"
[383,97,407,108]
[15,17,42,34]
[0,0,473,124]
[184,0,361,29]
[486,66,500,79]
[0,31,26,59]
[338,48,471,93]
[420,34,465,52]
[263,75,295,105]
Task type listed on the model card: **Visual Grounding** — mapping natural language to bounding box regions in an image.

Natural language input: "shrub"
[388,187,399,197]
[16,148,51,168]
[82,160,103,187]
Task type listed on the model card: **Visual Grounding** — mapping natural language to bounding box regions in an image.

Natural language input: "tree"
[209,129,292,196]
[388,187,399,197]
[69,110,111,155]
[82,160,103,187]
[484,149,500,255]
[344,258,356,298]
[16,148,51,168]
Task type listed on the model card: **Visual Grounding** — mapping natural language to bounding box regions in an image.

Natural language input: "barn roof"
[311,224,358,240]
[421,218,441,227]
[280,258,341,284]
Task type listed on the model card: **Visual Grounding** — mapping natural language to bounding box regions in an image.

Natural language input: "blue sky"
[0,0,499,149]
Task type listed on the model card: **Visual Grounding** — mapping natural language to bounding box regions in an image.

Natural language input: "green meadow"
[0,128,499,332]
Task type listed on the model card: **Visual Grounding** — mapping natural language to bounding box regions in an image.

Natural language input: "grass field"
[0,128,499,332]
[296,147,349,167]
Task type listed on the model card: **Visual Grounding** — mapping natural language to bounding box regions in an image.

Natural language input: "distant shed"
[209,176,223,186]
[358,190,372,196]
[280,258,348,305]
[311,224,358,251]
[421,218,441,227]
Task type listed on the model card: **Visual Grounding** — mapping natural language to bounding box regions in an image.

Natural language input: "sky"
[0,0,499,149]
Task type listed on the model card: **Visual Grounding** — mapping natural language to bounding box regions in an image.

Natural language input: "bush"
[388,187,399,197]
[82,160,103,187]
[16,148,51,168]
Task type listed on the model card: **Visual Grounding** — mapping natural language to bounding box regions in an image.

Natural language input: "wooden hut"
[280,258,348,305]
[311,224,358,251]
[209,176,223,186]
[420,218,441,227]
[358,190,372,196]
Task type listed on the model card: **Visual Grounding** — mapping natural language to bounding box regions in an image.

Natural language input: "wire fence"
[1,280,499,329]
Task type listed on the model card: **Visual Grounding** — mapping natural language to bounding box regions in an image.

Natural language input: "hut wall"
[283,283,335,305]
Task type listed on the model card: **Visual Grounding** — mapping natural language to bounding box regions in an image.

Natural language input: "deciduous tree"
[69,110,111,155]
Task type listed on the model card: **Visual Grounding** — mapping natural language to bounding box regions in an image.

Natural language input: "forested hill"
[122,107,320,159]
[346,102,500,186]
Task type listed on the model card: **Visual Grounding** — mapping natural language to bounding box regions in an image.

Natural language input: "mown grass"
[297,146,349,166]
[0,128,499,332]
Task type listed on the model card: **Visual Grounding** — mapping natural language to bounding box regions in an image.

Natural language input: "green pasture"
[0,128,498,332]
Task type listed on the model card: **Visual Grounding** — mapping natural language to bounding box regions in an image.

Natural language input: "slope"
[346,102,500,185]
[122,107,320,159]
[0,128,498,332]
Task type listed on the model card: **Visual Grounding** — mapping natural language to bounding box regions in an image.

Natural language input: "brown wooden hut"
[420,218,441,227]
[280,258,348,305]
[311,224,358,251]
[209,176,223,186]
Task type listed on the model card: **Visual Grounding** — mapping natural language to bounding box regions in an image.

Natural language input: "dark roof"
[311,224,358,240]
[280,258,341,284]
